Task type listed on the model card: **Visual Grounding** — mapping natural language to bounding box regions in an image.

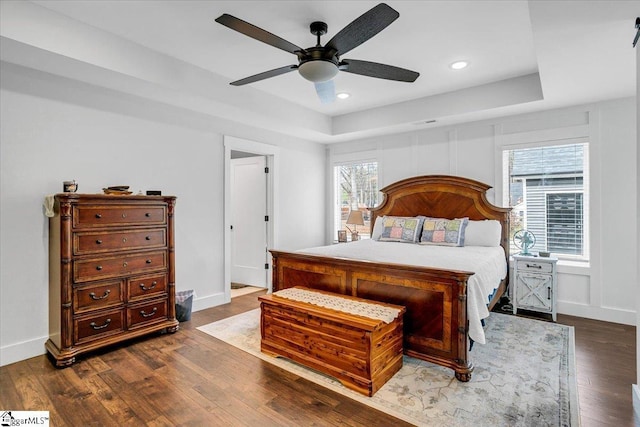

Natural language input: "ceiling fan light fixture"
[450,60,469,70]
[298,60,339,83]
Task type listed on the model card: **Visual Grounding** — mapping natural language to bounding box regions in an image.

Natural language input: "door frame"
[230,155,267,288]
[224,135,279,302]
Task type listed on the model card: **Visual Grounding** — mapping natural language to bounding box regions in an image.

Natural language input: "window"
[503,143,588,260]
[546,192,583,255]
[334,161,379,240]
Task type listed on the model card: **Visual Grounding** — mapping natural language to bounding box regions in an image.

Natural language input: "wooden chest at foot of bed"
[258,288,405,397]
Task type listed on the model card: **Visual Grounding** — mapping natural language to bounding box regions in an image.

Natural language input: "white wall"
[0,62,326,366]
[329,97,637,326]
[634,32,640,420]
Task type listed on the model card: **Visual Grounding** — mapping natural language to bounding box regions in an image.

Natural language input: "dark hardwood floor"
[0,290,636,426]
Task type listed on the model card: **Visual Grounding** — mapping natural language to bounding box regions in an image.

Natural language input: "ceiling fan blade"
[325,3,399,56]
[215,14,304,55]
[230,65,298,86]
[314,80,336,104]
[340,59,419,82]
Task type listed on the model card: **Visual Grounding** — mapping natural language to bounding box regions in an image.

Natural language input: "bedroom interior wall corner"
[634,35,640,416]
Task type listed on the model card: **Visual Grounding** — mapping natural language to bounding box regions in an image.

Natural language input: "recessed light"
[450,61,469,70]
[336,92,350,100]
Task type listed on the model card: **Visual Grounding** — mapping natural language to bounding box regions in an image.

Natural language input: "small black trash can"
[175,290,194,322]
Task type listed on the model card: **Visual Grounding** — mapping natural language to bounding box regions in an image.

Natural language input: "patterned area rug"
[198,309,579,426]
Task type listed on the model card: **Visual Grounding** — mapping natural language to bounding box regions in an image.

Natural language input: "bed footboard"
[270,250,476,381]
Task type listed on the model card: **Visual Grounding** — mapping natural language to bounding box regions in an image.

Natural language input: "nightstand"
[511,254,558,321]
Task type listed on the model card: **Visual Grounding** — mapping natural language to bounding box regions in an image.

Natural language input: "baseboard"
[633,385,640,425]
[556,301,635,325]
[192,292,226,313]
[0,335,48,367]
[1,293,227,367]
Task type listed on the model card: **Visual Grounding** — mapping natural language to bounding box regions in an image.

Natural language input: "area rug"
[198,309,579,427]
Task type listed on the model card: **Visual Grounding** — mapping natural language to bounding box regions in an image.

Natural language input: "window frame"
[331,156,380,242]
[500,139,590,262]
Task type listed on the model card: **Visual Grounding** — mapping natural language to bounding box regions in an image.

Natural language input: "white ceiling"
[2,1,637,143]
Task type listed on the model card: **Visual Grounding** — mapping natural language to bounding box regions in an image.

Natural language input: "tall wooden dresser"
[46,194,179,366]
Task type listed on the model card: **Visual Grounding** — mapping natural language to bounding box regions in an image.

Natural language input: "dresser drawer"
[74,228,167,255]
[127,299,168,329]
[128,273,167,301]
[73,204,167,228]
[74,251,167,283]
[75,309,125,344]
[516,260,553,273]
[74,280,124,314]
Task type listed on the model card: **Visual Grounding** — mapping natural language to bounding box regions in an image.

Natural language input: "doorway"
[230,153,267,293]
[224,136,279,303]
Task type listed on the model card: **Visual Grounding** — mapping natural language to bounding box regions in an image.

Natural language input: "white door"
[230,156,267,288]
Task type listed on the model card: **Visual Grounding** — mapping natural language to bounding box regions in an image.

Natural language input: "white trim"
[497,124,589,147]
[556,262,590,276]
[556,301,636,326]
[0,336,47,367]
[330,150,378,165]
[633,385,640,424]
[500,141,590,263]
[224,136,279,299]
[192,292,226,313]
[499,136,589,151]
[587,109,602,310]
[328,149,380,244]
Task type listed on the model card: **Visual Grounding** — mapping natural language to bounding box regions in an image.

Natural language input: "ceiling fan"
[215,3,420,104]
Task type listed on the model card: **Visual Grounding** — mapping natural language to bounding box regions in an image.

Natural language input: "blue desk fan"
[513,230,536,255]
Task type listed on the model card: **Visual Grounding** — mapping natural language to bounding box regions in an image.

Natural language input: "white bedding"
[297,240,507,344]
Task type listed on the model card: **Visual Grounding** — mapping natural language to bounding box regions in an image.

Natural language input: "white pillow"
[371,216,385,240]
[464,220,502,247]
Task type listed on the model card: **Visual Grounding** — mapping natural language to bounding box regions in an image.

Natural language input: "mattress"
[297,239,507,344]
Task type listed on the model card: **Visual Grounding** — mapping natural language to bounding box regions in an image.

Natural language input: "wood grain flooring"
[0,290,636,426]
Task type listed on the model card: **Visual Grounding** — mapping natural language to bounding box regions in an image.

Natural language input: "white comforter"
[297,240,507,344]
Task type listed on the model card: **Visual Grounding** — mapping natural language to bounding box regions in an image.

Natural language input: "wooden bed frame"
[270,175,511,381]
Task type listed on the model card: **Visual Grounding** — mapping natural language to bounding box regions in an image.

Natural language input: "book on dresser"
[46,193,179,367]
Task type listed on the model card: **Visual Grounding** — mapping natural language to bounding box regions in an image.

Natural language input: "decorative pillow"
[377,216,425,243]
[464,220,502,247]
[419,217,469,247]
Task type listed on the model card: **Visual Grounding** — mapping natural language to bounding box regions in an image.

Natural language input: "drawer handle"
[145,236,151,241]
[548,287,551,300]
[139,281,157,291]
[140,307,158,318]
[146,259,152,264]
[121,213,127,218]
[96,239,102,245]
[122,238,127,243]
[96,265,103,271]
[145,213,151,217]
[123,262,128,268]
[90,318,111,330]
[89,289,111,300]
[95,214,102,219]
[526,264,542,269]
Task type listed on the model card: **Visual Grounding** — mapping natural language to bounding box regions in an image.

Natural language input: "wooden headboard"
[369,175,512,262]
